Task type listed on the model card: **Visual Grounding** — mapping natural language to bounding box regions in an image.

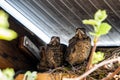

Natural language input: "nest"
[45,47,120,80]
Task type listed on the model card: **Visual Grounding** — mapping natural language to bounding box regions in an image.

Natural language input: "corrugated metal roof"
[1,0,120,46]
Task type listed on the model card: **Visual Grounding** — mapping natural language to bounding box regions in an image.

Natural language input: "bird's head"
[75,28,87,39]
[49,36,60,46]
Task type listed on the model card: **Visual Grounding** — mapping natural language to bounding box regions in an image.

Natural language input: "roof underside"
[1,0,120,46]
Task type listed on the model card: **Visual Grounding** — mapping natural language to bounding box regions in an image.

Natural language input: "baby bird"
[37,36,67,71]
[66,28,91,66]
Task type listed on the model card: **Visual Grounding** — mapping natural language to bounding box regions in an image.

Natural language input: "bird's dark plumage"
[37,36,67,71]
[66,28,91,65]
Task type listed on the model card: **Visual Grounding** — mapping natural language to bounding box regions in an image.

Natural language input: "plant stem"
[102,66,120,80]
[82,37,99,80]
[86,37,99,71]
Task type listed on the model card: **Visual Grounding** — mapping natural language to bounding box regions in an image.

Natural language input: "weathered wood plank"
[60,0,92,31]
[5,0,120,46]
[76,0,96,16]
[47,0,84,27]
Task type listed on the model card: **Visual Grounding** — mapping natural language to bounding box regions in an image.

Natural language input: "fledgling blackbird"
[66,28,91,66]
[37,36,67,71]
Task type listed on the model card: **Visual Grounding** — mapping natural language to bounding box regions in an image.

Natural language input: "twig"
[83,37,98,80]
[102,66,120,80]
[62,57,120,80]
[86,37,98,71]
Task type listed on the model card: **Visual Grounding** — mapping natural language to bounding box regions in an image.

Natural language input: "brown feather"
[66,28,91,65]
[37,36,67,71]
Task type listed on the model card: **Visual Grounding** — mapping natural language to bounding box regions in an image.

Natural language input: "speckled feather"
[66,28,91,65]
[37,36,67,71]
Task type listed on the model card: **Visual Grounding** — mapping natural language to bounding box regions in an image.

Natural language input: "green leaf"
[82,19,98,26]
[94,10,107,22]
[96,23,111,37]
[23,71,31,80]
[23,71,37,80]
[2,68,15,80]
[0,10,9,28]
[89,32,96,36]
[28,71,37,80]
[0,28,17,41]
[92,51,105,64]
[82,10,111,38]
